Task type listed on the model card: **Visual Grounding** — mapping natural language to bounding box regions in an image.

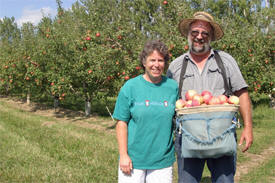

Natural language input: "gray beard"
[188,36,211,55]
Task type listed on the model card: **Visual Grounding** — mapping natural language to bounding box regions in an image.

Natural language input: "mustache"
[193,38,205,44]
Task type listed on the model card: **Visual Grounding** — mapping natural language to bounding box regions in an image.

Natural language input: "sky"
[0,0,77,27]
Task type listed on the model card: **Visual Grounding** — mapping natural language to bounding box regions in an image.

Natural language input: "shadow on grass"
[0,94,117,124]
[201,176,212,183]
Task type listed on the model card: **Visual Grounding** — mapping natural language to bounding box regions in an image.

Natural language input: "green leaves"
[0,0,274,105]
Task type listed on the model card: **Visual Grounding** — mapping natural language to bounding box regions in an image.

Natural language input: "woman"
[113,40,178,183]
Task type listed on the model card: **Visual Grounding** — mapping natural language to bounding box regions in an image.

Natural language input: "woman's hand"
[119,154,133,175]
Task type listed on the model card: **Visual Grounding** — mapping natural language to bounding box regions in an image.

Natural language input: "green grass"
[0,101,118,183]
[240,104,275,154]
[0,99,274,183]
[238,155,275,183]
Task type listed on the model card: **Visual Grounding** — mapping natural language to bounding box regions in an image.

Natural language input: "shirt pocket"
[207,68,224,90]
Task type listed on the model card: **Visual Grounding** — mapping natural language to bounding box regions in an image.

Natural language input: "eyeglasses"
[190,30,210,38]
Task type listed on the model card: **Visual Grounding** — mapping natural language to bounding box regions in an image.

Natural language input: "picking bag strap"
[178,56,188,99]
[213,50,233,96]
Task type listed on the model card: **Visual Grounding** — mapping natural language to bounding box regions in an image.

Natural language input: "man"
[167,12,253,183]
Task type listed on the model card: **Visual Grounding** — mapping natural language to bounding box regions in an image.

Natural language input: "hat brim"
[178,18,224,41]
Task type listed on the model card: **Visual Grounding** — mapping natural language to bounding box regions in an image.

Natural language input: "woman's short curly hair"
[139,40,170,70]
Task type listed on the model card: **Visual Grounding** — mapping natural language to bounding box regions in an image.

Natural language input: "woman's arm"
[116,120,133,174]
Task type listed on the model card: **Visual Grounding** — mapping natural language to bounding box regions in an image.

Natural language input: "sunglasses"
[190,30,210,38]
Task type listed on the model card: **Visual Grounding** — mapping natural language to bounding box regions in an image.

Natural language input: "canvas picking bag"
[176,105,238,158]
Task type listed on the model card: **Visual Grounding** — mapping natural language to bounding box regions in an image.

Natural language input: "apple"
[191,99,200,106]
[117,35,122,40]
[124,76,130,80]
[96,32,101,37]
[208,96,221,105]
[201,90,212,104]
[201,90,212,97]
[163,0,168,5]
[228,96,240,105]
[88,70,92,74]
[176,99,186,109]
[185,90,197,101]
[184,45,189,50]
[85,36,91,41]
[218,94,228,104]
[192,94,203,104]
[135,66,142,70]
[185,100,193,107]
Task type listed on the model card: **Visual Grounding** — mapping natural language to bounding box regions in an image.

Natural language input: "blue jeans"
[175,133,236,183]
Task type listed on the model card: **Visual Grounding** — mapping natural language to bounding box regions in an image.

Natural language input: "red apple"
[96,32,101,37]
[135,66,141,70]
[185,100,193,107]
[117,35,122,40]
[176,99,186,109]
[218,94,228,104]
[201,90,212,97]
[191,99,200,106]
[124,76,130,80]
[201,90,212,104]
[163,0,168,5]
[228,96,240,105]
[85,36,91,41]
[192,94,203,104]
[184,45,189,50]
[208,96,221,105]
[185,90,197,101]
[88,70,92,74]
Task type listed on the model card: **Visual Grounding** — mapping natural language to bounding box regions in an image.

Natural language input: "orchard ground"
[0,96,275,182]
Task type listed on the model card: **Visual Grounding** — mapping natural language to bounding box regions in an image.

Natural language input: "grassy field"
[0,98,274,183]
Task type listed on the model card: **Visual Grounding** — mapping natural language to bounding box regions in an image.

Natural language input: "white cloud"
[16,7,57,27]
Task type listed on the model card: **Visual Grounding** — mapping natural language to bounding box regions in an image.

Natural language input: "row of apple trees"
[0,0,274,115]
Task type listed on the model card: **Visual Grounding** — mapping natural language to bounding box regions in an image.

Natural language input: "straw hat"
[178,11,224,41]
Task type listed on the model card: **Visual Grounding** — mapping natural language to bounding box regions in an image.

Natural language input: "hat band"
[194,13,213,22]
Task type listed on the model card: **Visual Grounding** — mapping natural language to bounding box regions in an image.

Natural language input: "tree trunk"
[85,99,91,117]
[27,92,31,105]
[54,96,59,111]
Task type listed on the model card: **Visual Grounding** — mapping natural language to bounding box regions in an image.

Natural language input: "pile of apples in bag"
[176,90,240,109]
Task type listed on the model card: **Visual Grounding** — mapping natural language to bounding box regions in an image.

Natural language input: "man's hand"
[239,127,253,152]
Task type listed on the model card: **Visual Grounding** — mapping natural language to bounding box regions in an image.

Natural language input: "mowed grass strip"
[0,99,275,183]
[238,154,275,183]
[0,101,118,183]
